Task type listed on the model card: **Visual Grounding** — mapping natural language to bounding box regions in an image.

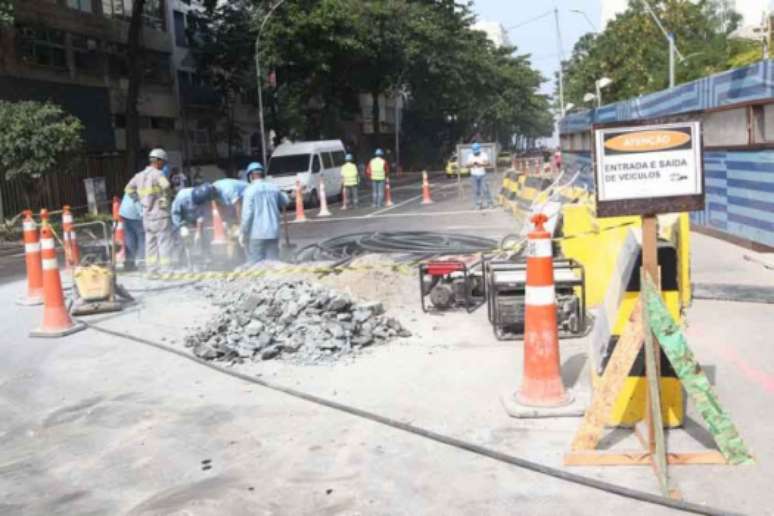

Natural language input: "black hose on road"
[84,322,738,516]
[297,231,499,262]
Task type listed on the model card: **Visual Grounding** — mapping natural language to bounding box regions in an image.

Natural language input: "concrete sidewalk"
[0,230,771,515]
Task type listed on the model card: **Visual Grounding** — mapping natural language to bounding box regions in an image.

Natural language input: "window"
[311,155,321,173]
[105,42,128,77]
[72,35,102,75]
[142,51,172,84]
[173,11,187,47]
[16,26,67,70]
[321,152,333,169]
[703,108,748,147]
[751,104,774,144]
[103,0,166,31]
[67,0,93,13]
[268,154,311,176]
[150,117,175,131]
[331,151,346,166]
[113,114,127,129]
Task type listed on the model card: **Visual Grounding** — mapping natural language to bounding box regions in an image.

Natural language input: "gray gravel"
[183,278,412,365]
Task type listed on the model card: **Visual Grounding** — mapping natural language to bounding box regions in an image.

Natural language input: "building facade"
[0,0,180,164]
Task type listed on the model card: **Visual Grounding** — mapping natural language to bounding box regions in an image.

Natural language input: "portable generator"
[419,255,486,313]
[485,257,586,340]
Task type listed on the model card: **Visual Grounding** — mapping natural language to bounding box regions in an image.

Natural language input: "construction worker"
[169,166,188,194]
[340,153,359,207]
[118,192,144,271]
[212,176,249,226]
[465,143,493,209]
[125,148,173,273]
[366,148,389,208]
[171,183,215,264]
[240,162,289,264]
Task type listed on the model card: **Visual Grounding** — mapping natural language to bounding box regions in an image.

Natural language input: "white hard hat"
[149,148,168,161]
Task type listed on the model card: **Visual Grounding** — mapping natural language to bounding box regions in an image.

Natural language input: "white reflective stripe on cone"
[63,215,73,223]
[525,285,556,306]
[42,258,58,270]
[23,221,36,231]
[527,238,552,258]
[64,233,71,241]
[41,238,55,250]
[25,242,41,253]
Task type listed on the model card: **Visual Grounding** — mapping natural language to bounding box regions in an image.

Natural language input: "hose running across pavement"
[296,231,499,262]
[85,321,738,516]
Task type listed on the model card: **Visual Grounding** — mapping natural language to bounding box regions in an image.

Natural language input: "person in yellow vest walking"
[340,153,359,208]
[366,148,389,208]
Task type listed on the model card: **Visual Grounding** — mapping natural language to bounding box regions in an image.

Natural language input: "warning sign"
[594,121,704,217]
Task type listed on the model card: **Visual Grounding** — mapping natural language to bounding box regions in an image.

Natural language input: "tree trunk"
[125,0,146,176]
[371,90,380,149]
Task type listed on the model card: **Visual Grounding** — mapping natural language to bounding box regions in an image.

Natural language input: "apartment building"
[0,0,180,166]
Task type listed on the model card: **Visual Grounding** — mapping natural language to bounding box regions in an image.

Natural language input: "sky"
[471,0,602,102]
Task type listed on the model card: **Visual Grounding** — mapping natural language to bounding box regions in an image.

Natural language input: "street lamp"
[255,0,288,168]
[595,77,612,107]
[570,9,597,32]
[641,0,684,88]
[564,102,575,112]
[394,86,409,176]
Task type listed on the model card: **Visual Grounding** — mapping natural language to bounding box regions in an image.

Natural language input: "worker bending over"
[125,148,173,273]
[212,177,249,227]
[340,153,359,208]
[171,184,215,264]
[240,162,289,264]
[366,148,389,208]
[118,192,144,271]
[466,143,493,209]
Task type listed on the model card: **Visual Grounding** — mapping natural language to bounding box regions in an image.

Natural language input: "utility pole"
[255,0,288,167]
[668,32,675,88]
[554,7,565,117]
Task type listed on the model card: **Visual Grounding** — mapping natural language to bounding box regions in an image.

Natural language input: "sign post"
[592,120,704,495]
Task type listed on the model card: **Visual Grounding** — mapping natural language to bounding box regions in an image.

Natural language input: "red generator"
[419,255,486,313]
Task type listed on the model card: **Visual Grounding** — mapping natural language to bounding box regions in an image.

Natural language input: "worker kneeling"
[171,183,215,265]
[240,162,289,264]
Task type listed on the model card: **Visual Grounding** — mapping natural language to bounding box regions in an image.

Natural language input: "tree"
[0,101,84,208]
[190,0,257,174]
[125,0,147,176]
[561,0,754,108]
[0,0,13,27]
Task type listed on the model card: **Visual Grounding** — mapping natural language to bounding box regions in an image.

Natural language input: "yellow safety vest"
[369,157,386,181]
[341,163,359,186]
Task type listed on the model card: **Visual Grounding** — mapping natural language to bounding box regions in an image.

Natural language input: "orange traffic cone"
[516,213,570,407]
[17,210,43,306]
[294,179,307,222]
[111,197,125,266]
[62,205,75,270]
[385,178,394,207]
[211,201,227,244]
[341,185,349,211]
[317,178,331,217]
[421,171,433,205]
[30,221,85,337]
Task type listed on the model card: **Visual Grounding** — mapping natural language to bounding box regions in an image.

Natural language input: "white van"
[267,140,346,206]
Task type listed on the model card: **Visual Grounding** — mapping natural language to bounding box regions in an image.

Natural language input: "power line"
[505,10,553,31]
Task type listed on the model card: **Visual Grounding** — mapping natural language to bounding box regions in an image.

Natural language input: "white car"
[267,140,346,206]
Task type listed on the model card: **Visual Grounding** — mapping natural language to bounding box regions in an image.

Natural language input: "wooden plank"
[570,299,644,451]
[642,270,670,496]
[641,216,659,455]
[565,450,728,466]
[643,275,755,466]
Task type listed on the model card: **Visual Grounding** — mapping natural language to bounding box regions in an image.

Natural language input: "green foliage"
[561,0,761,108]
[0,0,13,27]
[0,101,84,182]
[259,0,552,164]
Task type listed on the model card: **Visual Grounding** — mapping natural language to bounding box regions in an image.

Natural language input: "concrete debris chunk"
[183,278,411,365]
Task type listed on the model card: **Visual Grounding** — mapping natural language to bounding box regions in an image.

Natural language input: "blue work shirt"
[171,187,209,228]
[119,193,143,220]
[241,180,289,241]
[213,178,248,206]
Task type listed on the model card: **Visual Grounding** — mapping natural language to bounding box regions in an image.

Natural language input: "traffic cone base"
[17,292,43,306]
[30,316,86,338]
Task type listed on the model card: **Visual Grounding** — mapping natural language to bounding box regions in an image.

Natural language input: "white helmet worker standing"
[124,148,174,273]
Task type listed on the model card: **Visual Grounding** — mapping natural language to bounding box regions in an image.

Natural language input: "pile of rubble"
[184,278,412,364]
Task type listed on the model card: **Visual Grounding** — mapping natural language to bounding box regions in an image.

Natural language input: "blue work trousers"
[246,238,280,265]
[122,217,145,267]
[372,180,385,207]
[472,174,493,208]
